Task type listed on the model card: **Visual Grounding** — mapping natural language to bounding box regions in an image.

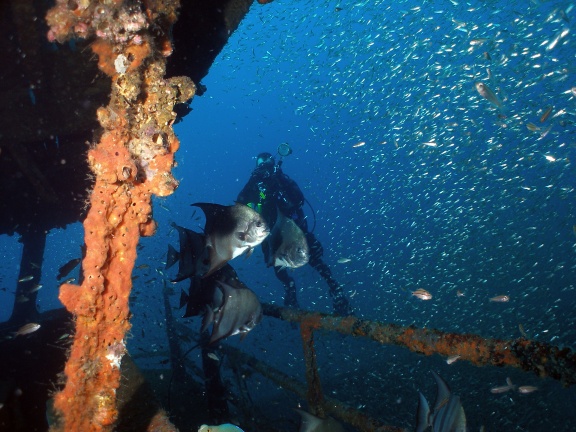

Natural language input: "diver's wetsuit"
[237,163,352,316]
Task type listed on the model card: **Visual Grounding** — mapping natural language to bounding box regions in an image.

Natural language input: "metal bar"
[300,318,324,417]
[263,304,576,386]
[221,344,406,432]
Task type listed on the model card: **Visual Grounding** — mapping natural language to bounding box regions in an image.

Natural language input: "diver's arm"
[275,173,305,208]
[271,173,307,229]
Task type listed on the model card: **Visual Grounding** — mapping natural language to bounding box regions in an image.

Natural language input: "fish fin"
[179,275,215,317]
[450,396,467,432]
[294,408,324,432]
[244,247,253,258]
[273,256,287,270]
[262,238,272,265]
[170,226,210,279]
[191,202,220,214]
[202,258,228,278]
[203,234,236,278]
[432,395,466,432]
[201,305,215,334]
[165,244,179,270]
[192,202,229,233]
[416,392,431,432]
[179,289,189,310]
[431,370,451,412]
[188,231,210,278]
[270,220,284,252]
[205,282,230,343]
[215,263,240,281]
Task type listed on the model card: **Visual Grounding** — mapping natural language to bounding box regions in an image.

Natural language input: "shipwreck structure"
[0,0,254,430]
[0,1,575,432]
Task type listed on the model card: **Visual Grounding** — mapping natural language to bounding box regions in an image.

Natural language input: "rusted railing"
[247,303,576,431]
[263,304,576,386]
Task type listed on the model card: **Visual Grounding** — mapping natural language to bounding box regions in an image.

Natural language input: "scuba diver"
[236,144,353,316]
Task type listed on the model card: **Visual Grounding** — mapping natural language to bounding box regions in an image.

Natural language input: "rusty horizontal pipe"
[262,304,576,387]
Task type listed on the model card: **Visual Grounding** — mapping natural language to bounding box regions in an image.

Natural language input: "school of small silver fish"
[207,1,576,429]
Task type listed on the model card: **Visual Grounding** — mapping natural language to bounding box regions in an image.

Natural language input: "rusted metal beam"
[221,344,406,432]
[263,304,576,386]
[300,320,324,417]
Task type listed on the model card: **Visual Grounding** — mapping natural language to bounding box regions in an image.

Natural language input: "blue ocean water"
[2,0,576,430]
[167,1,576,429]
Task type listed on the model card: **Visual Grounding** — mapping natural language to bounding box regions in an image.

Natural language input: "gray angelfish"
[267,213,309,269]
[202,279,263,344]
[179,263,239,318]
[193,202,269,277]
[295,408,345,432]
[416,371,467,432]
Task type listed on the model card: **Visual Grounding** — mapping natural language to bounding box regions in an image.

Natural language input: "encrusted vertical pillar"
[45,1,195,430]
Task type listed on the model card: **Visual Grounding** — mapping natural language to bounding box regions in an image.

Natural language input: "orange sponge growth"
[46,0,195,430]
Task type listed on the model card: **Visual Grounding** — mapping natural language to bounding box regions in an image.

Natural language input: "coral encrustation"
[46,0,194,430]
